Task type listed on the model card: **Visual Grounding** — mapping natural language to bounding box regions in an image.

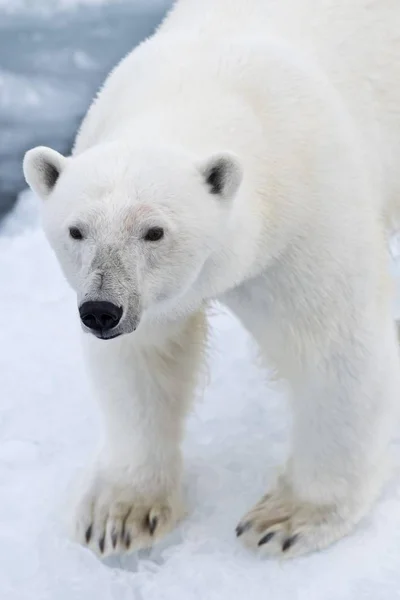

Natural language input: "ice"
[0,0,171,218]
[0,0,170,13]
[1,191,400,599]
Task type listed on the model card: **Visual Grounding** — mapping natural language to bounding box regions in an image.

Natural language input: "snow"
[1,192,400,600]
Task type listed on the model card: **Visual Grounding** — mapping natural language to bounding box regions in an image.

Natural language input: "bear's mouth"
[94,331,123,341]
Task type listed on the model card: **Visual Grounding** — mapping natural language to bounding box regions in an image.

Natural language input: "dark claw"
[111,530,118,549]
[282,534,298,552]
[85,525,92,544]
[147,514,158,536]
[258,531,275,546]
[125,532,131,548]
[236,521,252,537]
[99,535,105,554]
[121,508,132,541]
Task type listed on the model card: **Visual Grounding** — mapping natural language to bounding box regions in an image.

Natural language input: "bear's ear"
[199,152,243,200]
[23,146,66,199]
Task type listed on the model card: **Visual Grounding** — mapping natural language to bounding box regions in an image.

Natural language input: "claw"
[111,529,118,549]
[236,521,252,537]
[147,514,158,536]
[282,534,298,552]
[85,525,92,544]
[258,531,275,546]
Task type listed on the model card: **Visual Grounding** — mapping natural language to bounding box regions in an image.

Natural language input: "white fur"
[23,0,400,558]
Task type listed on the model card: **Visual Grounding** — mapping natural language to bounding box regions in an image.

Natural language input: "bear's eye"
[143,227,164,242]
[69,226,83,240]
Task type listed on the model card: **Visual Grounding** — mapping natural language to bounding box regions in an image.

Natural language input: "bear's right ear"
[199,152,243,201]
[23,146,66,199]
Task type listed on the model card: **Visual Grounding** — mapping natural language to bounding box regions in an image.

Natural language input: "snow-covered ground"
[1,192,400,600]
[0,0,171,217]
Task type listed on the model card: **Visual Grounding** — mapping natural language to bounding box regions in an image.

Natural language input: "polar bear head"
[23,142,242,339]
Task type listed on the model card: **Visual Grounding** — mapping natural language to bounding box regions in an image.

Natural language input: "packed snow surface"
[1,193,400,599]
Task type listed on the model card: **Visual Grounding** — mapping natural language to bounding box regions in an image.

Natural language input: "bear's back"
[75,0,400,217]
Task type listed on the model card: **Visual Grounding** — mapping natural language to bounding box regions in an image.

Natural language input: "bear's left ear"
[199,152,243,200]
[23,146,66,199]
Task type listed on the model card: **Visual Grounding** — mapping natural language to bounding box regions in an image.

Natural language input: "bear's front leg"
[72,311,206,557]
[237,318,400,558]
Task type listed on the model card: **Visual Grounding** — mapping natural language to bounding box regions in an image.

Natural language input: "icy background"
[0,0,171,218]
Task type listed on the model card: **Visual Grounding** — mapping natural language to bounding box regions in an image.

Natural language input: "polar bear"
[23,0,400,558]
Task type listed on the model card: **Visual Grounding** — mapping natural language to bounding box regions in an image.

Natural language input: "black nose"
[79,301,122,333]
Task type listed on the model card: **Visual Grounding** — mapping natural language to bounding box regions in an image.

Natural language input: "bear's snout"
[79,301,122,336]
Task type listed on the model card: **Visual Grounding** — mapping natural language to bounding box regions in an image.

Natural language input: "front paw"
[236,484,361,558]
[72,466,184,556]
